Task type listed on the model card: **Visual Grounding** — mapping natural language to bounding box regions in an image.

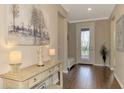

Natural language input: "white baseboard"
[110,67,114,71]
[77,62,93,65]
[114,73,124,89]
[63,70,68,73]
[94,64,109,67]
[94,64,104,66]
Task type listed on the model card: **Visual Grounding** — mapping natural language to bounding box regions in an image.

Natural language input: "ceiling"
[61,4,115,23]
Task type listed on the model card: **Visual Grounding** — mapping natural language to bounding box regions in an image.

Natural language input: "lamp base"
[10,63,22,73]
[37,64,44,67]
[37,60,44,67]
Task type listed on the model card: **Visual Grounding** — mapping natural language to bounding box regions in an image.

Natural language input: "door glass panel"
[81,28,90,61]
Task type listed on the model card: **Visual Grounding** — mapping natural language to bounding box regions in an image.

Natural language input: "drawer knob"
[34,78,37,82]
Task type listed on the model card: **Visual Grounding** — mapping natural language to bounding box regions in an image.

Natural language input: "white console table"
[0,61,63,89]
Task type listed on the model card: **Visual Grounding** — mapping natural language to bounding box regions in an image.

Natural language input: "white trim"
[78,62,93,65]
[110,67,114,71]
[94,64,104,66]
[69,17,109,23]
[114,73,124,89]
[94,64,110,67]
[63,70,68,73]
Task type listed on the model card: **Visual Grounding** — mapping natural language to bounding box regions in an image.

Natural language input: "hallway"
[63,64,121,89]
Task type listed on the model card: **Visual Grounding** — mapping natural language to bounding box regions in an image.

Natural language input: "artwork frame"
[116,15,124,52]
[6,4,50,46]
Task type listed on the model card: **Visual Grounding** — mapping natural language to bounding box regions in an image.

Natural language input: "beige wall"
[95,20,110,65]
[68,23,76,59]
[58,14,68,72]
[68,19,110,65]
[110,5,124,88]
[0,4,67,88]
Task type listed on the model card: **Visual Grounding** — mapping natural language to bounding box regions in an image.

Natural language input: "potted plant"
[100,45,108,66]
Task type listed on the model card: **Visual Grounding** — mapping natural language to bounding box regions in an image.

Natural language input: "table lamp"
[9,51,22,72]
[49,48,56,61]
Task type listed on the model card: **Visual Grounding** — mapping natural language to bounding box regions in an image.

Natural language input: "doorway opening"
[81,28,90,62]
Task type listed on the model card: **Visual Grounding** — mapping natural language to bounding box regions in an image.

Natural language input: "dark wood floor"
[63,64,121,89]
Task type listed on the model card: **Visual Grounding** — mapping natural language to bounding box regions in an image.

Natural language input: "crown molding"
[69,17,109,23]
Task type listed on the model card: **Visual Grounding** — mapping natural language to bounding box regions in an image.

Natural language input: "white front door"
[80,29,90,63]
[76,22,95,64]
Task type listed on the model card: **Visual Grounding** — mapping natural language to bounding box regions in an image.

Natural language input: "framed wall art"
[116,15,124,51]
[6,4,50,46]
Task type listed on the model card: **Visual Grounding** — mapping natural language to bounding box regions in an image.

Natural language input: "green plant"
[100,45,108,64]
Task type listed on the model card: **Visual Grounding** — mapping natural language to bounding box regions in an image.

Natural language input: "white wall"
[0,4,67,88]
[110,5,124,88]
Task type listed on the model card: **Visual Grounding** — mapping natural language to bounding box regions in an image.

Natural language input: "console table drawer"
[49,65,59,75]
[40,71,49,81]
[28,74,41,88]
[3,79,28,89]
[0,61,63,89]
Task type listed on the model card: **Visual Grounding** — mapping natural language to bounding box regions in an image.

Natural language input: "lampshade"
[9,51,22,64]
[49,49,56,56]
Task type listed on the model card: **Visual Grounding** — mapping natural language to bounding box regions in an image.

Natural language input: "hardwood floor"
[63,64,121,89]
